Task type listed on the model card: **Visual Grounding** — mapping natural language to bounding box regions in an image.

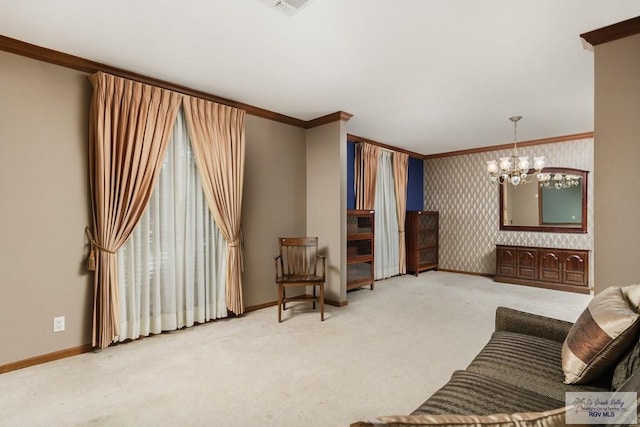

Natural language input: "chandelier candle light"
[487,116,545,186]
[538,173,582,189]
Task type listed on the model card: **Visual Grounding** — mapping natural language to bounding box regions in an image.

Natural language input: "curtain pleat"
[88,72,181,348]
[355,143,381,210]
[392,152,409,275]
[374,150,400,279]
[182,97,246,315]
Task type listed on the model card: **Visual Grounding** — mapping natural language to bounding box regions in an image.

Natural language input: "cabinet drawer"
[517,249,538,279]
[539,250,562,283]
[498,264,516,277]
[495,247,516,278]
[563,251,588,287]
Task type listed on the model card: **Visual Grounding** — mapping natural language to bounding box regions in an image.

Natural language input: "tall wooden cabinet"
[495,245,590,294]
[347,210,375,290]
[405,211,439,276]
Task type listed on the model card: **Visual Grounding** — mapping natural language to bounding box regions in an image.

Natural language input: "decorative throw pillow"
[622,283,640,311]
[562,285,640,385]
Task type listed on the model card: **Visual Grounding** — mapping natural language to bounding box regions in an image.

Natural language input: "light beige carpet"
[0,271,590,427]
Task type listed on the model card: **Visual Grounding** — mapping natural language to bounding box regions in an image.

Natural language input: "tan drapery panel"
[182,97,246,315]
[392,152,409,275]
[88,72,181,349]
[355,143,381,210]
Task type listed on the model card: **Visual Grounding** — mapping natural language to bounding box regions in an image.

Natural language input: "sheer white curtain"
[374,150,400,279]
[116,108,227,342]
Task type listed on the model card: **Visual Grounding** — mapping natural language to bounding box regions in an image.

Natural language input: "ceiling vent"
[261,0,312,15]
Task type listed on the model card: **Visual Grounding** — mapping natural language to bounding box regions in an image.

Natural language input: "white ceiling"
[1,0,639,154]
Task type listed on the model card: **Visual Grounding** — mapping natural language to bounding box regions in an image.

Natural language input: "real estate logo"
[566,392,638,425]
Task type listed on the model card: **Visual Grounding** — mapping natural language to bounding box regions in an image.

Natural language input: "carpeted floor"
[0,271,591,427]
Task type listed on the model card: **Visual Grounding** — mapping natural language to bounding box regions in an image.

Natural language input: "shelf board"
[347,280,373,291]
[347,256,373,264]
[347,233,373,241]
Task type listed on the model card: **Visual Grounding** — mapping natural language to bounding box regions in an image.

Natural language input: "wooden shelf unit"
[405,211,439,276]
[347,210,375,290]
[495,245,590,294]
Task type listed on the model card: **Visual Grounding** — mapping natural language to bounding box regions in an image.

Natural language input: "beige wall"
[424,138,594,282]
[306,121,347,303]
[0,51,311,366]
[242,115,307,307]
[0,51,93,365]
[593,33,640,294]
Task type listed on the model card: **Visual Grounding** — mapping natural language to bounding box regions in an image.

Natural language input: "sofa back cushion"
[562,285,640,384]
[611,364,640,427]
[612,334,640,391]
[612,284,640,390]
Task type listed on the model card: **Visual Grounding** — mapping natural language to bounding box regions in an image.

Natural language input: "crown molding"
[305,111,353,129]
[347,133,425,159]
[423,132,594,160]
[0,34,307,128]
[580,16,640,46]
[0,34,596,158]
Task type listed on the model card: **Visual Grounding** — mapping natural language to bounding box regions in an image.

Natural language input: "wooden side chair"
[274,237,326,322]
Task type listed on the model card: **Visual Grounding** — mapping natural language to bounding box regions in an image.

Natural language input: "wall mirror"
[499,167,588,233]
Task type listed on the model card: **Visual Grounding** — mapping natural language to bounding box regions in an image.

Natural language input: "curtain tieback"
[84,227,116,271]
[226,229,244,272]
[228,228,244,249]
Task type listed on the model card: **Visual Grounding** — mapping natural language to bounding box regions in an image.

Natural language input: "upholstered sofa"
[353,284,640,427]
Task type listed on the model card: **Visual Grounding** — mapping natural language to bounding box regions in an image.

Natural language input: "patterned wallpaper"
[424,138,594,279]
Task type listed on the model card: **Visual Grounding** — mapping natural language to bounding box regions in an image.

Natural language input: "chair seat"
[277,274,324,284]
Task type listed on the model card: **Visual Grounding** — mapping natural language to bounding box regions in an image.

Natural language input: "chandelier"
[486,116,545,186]
[538,173,582,189]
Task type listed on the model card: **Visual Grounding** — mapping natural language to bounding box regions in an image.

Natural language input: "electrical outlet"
[53,316,65,332]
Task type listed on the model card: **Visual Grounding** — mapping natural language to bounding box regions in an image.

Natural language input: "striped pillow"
[562,285,640,385]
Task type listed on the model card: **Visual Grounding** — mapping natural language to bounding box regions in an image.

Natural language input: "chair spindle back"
[279,237,318,276]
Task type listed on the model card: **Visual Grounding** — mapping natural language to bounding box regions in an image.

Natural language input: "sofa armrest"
[495,306,574,343]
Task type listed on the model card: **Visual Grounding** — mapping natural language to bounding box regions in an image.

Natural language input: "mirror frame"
[499,167,588,233]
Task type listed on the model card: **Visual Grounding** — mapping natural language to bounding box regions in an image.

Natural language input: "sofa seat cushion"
[465,331,609,402]
[411,370,563,416]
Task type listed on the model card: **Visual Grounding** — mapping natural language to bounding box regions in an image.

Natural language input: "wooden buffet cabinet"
[347,210,375,290]
[495,245,590,294]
